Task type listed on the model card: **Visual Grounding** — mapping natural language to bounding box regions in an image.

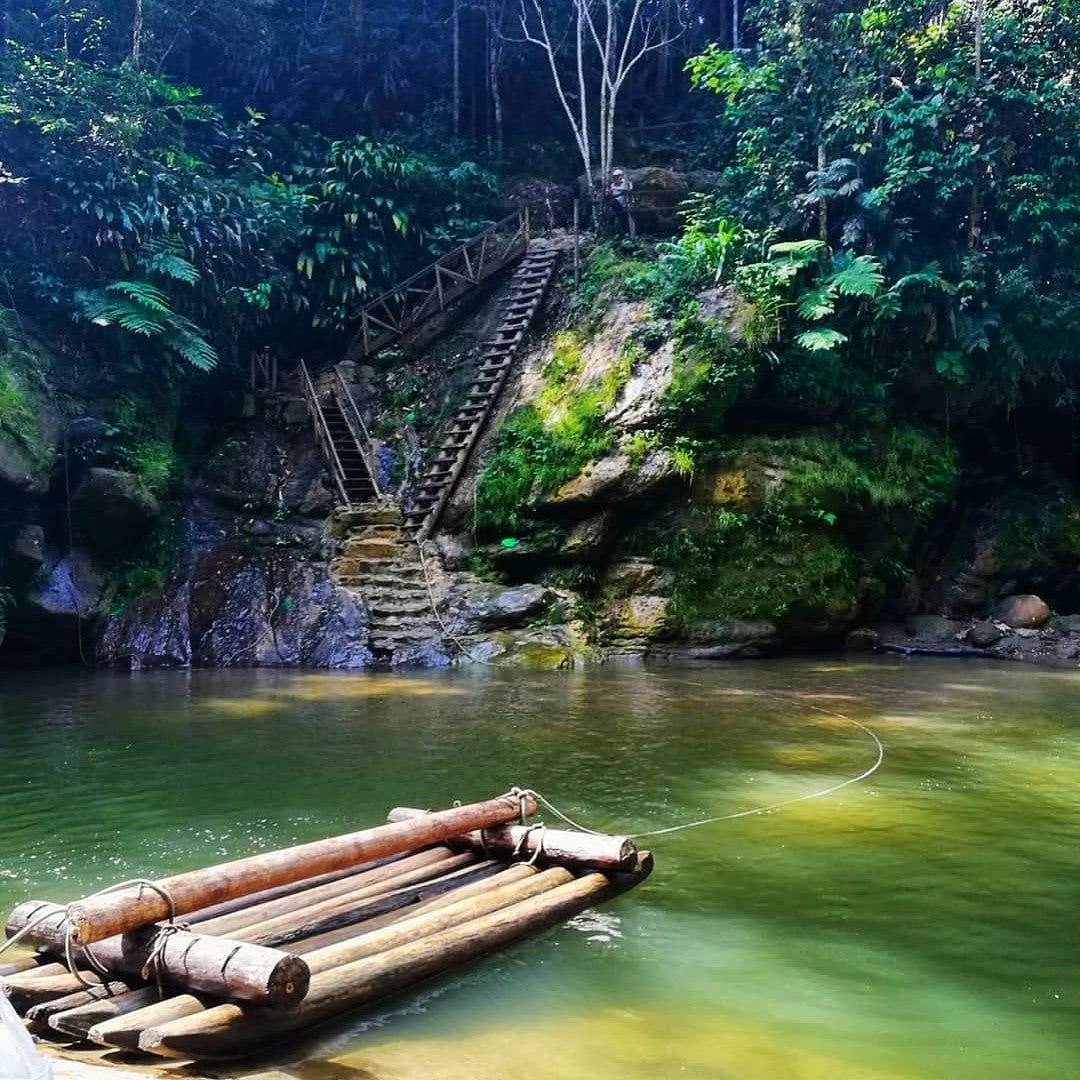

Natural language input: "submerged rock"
[992,594,1051,629]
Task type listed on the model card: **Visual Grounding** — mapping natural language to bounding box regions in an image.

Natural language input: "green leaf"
[797,285,836,320]
[796,327,848,352]
[827,255,885,298]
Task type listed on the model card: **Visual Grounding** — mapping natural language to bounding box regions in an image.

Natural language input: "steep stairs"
[331,504,442,663]
[404,244,560,538]
[300,360,380,509]
[321,395,378,504]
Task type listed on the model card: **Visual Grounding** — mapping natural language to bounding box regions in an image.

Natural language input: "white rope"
[506,696,884,840]
[0,878,182,994]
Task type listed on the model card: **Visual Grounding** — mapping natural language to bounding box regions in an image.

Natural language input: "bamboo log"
[69,793,534,945]
[0,957,68,981]
[0,955,48,978]
[140,853,653,1061]
[229,857,496,948]
[306,866,573,973]
[25,981,146,1032]
[203,848,457,939]
[387,807,637,871]
[6,852,473,1003]
[5,852,451,961]
[296,863,541,952]
[89,867,550,1047]
[2,920,311,1010]
[46,986,160,1039]
[88,994,205,1051]
[2,969,108,1012]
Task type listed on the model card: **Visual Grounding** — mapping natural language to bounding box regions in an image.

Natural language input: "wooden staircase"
[300,360,381,508]
[405,245,560,538]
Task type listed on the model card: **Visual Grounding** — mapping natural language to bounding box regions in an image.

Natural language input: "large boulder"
[597,595,672,649]
[71,468,160,554]
[904,614,963,643]
[601,558,674,597]
[450,584,556,632]
[545,447,678,509]
[5,548,109,660]
[992,594,1051,629]
[559,511,618,562]
[967,621,1006,648]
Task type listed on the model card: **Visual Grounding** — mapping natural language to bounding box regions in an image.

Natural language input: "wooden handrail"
[299,359,351,507]
[344,207,530,362]
[332,368,382,498]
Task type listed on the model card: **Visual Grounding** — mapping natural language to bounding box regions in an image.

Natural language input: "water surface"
[1,658,1077,1079]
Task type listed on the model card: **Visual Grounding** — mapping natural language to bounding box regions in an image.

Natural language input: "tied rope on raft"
[0,878,184,996]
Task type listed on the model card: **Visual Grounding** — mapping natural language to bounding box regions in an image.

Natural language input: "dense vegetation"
[2,0,1079,645]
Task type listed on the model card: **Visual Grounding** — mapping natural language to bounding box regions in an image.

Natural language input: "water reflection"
[1,657,1077,1080]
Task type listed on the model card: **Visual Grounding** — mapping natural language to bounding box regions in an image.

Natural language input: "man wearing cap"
[605,168,635,236]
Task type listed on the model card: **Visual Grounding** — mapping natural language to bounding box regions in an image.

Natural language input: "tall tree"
[520,0,683,189]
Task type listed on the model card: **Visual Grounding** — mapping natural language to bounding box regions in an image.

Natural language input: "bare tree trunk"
[131,0,144,68]
[968,0,985,249]
[488,4,505,161]
[733,0,741,50]
[452,0,461,141]
[817,142,828,241]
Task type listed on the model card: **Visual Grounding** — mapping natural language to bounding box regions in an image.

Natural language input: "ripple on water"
[0,658,1077,1080]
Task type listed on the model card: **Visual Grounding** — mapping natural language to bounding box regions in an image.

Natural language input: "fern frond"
[105,280,174,316]
[796,327,848,352]
[827,254,885,298]
[797,285,836,321]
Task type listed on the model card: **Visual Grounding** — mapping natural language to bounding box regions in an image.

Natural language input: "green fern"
[797,284,836,321]
[768,239,827,264]
[796,327,848,352]
[826,254,885,298]
[137,237,200,285]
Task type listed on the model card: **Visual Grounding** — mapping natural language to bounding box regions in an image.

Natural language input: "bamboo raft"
[1,792,651,1063]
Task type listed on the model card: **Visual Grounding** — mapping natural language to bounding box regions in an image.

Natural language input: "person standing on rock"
[605,168,636,236]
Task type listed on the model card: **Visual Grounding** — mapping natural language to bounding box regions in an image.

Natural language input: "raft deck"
[1,792,651,1063]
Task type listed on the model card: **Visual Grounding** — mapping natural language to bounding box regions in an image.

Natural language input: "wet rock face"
[99,497,372,670]
[4,548,108,661]
[992,594,1051,629]
[104,547,373,670]
[71,468,160,555]
[197,428,331,518]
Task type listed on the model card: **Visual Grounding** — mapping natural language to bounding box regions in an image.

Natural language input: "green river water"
[1,658,1077,1080]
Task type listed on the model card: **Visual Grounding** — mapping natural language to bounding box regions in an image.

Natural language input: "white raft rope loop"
[506,700,884,841]
[0,878,183,997]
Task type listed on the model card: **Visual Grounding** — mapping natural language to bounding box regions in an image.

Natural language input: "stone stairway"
[405,244,560,538]
[330,503,443,663]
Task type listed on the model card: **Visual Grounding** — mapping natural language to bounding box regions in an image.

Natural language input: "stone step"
[341,538,400,560]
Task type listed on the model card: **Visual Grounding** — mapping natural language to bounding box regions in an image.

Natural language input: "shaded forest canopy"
[2,0,1080,649]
